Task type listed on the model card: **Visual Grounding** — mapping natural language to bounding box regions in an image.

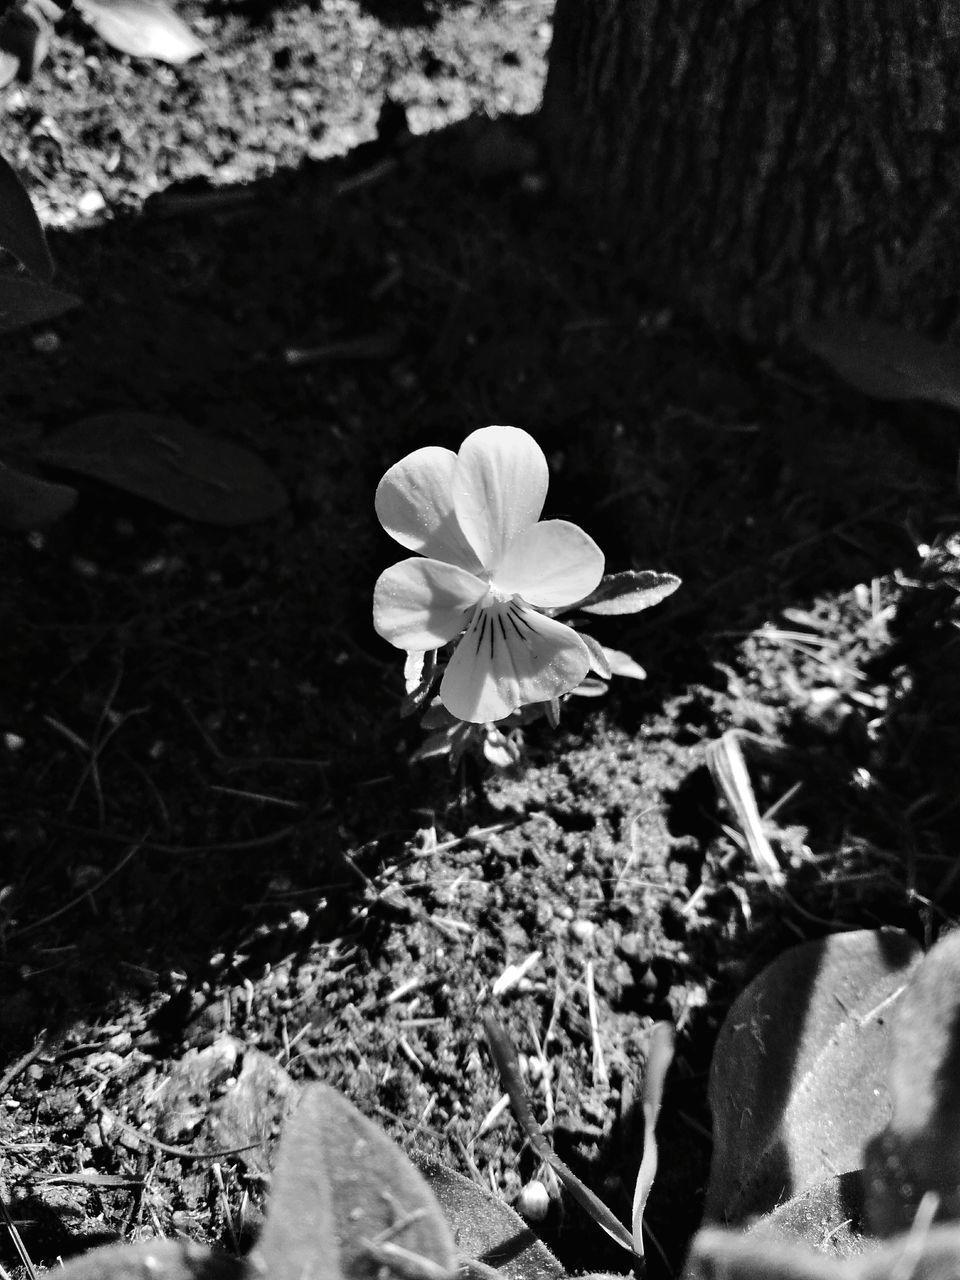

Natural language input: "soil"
[2,4,960,1279]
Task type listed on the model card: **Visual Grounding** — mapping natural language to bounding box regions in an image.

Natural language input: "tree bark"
[540,0,960,342]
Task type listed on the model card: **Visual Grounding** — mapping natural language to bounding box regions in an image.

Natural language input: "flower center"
[479,582,518,608]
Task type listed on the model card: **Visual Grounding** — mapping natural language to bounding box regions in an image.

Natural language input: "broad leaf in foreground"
[252,1084,457,1280]
[704,928,922,1226]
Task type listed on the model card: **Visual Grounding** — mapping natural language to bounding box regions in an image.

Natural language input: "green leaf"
[0,462,76,530]
[0,153,53,279]
[254,1084,457,1280]
[704,929,922,1227]
[76,0,204,63]
[578,571,681,617]
[38,413,287,526]
[0,270,79,332]
[799,314,960,410]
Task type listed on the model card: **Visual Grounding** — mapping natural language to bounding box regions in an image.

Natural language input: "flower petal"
[439,600,590,723]
[494,519,604,608]
[375,446,483,570]
[452,426,549,569]
[374,558,485,651]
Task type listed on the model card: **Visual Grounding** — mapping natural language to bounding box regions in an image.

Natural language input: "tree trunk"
[540,0,960,343]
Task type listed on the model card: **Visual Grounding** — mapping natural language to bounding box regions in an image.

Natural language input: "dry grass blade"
[706,732,785,887]
[631,1021,675,1255]
[483,1015,637,1257]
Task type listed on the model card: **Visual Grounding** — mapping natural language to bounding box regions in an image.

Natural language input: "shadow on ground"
[2,113,959,1280]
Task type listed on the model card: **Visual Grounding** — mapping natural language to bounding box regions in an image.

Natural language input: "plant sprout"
[373,425,682,763]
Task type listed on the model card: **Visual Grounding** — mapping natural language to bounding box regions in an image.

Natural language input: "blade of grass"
[483,1015,637,1257]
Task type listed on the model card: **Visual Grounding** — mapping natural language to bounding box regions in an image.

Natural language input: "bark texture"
[540,0,960,341]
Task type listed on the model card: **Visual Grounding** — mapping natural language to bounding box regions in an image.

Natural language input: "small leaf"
[0,462,77,529]
[76,0,204,63]
[603,646,646,681]
[53,1238,240,1279]
[631,1021,675,1255]
[580,632,612,680]
[38,413,287,526]
[799,314,960,410]
[254,1084,457,1280]
[704,928,922,1226]
[578,571,681,617]
[0,152,53,279]
[0,270,79,332]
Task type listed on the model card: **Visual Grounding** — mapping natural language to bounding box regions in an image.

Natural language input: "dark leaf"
[704,928,922,1226]
[0,270,79,331]
[38,413,287,526]
[75,0,203,63]
[254,1084,457,1280]
[578,571,681,617]
[0,152,53,278]
[0,462,76,529]
[412,1151,566,1280]
[799,314,960,410]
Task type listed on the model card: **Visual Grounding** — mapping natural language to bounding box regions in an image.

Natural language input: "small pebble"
[569,919,595,942]
[517,1180,550,1222]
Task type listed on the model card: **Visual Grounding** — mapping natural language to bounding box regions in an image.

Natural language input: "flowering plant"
[373,425,680,758]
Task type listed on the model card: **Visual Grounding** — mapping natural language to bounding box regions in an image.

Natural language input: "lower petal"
[374,558,485,651]
[439,601,590,723]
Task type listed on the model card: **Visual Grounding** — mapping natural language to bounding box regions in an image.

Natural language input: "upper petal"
[439,600,591,723]
[375,446,483,571]
[374,558,485,651]
[494,519,605,609]
[452,426,549,570]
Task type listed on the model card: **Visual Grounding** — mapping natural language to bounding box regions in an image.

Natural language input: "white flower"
[373,425,604,724]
